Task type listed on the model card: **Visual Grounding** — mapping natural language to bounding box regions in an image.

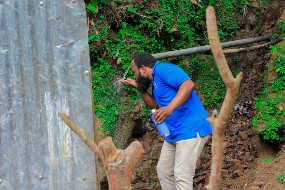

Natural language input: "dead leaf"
[190,0,198,5]
[102,51,106,58]
[117,58,122,64]
[90,20,99,34]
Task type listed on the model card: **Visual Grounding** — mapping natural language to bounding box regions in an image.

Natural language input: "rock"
[257,180,265,187]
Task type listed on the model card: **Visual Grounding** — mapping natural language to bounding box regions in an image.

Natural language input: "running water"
[113,65,131,92]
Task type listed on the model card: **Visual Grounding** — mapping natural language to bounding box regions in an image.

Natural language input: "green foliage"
[277,173,285,183]
[86,3,97,13]
[152,179,158,188]
[263,157,274,163]
[278,20,285,36]
[253,42,285,142]
[183,55,226,108]
[86,0,109,13]
[88,0,252,136]
[91,60,120,136]
[272,20,285,40]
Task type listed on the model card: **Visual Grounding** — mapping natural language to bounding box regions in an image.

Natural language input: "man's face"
[137,71,151,92]
[131,60,151,92]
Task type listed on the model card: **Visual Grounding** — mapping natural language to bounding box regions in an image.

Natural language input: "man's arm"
[154,80,195,123]
[139,91,158,109]
[168,80,195,111]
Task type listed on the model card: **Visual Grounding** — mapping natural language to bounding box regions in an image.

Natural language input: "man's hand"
[121,78,159,112]
[120,78,138,89]
[153,106,174,124]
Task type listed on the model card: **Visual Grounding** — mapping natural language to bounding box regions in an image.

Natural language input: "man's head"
[132,52,156,68]
[131,52,156,92]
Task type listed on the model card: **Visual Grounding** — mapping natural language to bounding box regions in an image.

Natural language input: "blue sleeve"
[156,63,191,89]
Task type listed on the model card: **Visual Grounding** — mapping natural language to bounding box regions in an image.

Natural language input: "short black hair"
[132,52,156,68]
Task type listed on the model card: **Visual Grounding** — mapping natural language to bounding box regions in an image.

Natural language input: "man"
[121,52,212,190]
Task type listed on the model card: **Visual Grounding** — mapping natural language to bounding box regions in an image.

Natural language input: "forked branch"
[58,112,144,190]
[205,6,243,190]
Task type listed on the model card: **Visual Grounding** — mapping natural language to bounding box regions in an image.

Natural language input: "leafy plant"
[272,20,285,40]
[277,173,285,183]
[86,3,98,13]
[253,41,285,142]
[263,157,274,163]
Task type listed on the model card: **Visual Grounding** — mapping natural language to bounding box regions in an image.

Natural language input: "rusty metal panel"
[0,0,96,189]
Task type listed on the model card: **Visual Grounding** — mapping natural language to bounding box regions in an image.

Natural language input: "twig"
[58,112,144,190]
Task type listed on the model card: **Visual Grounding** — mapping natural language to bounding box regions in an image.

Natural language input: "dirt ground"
[129,77,285,189]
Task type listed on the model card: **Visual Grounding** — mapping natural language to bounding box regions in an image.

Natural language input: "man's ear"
[140,65,146,73]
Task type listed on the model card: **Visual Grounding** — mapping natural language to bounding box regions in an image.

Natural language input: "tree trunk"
[58,112,144,190]
[204,6,243,190]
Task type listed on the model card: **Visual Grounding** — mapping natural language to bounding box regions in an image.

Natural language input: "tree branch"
[58,112,103,159]
[204,6,243,190]
[58,112,144,190]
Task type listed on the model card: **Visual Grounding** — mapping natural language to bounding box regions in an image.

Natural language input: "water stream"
[113,65,131,92]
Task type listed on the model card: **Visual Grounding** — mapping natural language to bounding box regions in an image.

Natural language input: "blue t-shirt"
[152,61,212,142]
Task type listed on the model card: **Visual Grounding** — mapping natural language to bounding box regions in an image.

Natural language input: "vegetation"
[86,0,260,136]
[277,173,285,184]
[253,23,285,142]
[263,157,274,163]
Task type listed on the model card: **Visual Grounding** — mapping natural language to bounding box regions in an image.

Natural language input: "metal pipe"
[152,34,272,59]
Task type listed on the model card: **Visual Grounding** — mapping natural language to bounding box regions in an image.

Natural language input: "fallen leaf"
[117,58,122,64]
[90,20,99,34]
[190,0,198,5]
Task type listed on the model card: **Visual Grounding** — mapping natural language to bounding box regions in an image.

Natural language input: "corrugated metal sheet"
[0,0,96,189]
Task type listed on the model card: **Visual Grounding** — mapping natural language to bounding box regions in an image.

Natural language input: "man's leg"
[174,134,209,190]
[157,141,176,190]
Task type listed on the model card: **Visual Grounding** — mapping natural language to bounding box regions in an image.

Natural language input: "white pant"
[157,134,209,190]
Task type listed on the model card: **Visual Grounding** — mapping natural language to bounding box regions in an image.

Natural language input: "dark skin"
[121,59,195,124]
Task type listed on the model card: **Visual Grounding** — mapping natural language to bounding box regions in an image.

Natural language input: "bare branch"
[205,6,243,190]
[58,112,144,190]
[58,112,103,159]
